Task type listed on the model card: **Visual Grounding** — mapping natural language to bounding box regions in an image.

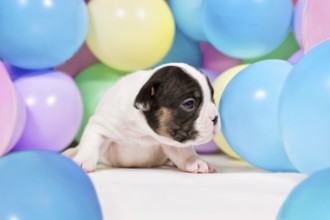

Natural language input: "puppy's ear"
[134,79,159,111]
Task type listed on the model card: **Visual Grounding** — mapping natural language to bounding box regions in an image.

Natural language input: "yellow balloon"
[213,64,249,160]
[86,0,175,71]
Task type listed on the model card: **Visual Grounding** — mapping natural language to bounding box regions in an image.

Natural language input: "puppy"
[64,63,220,173]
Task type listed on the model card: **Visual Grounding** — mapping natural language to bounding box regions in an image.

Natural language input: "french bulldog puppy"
[64,63,220,173]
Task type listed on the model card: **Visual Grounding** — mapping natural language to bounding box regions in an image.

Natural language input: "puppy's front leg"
[162,146,215,173]
[71,120,108,173]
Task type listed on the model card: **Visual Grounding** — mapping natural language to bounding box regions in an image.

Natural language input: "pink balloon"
[303,0,330,52]
[293,0,307,47]
[288,49,304,64]
[201,43,242,74]
[12,71,82,152]
[0,62,26,156]
[55,43,99,77]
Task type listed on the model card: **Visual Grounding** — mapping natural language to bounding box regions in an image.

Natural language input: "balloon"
[86,0,174,71]
[200,68,218,83]
[0,0,88,69]
[13,71,83,152]
[293,0,307,47]
[213,64,249,160]
[4,62,51,81]
[0,151,102,220]
[288,49,304,64]
[280,40,330,174]
[243,31,300,63]
[302,0,330,52]
[75,64,127,141]
[195,68,219,154]
[201,43,242,74]
[0,62,26,156]
[277,168,330,220]
[168,0,207,42]
[55,44,99,78]
[202,0,293,59]
[220,60,296,171]
[154,27,202,68]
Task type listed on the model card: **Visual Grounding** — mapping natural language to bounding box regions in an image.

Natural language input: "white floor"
[89,154,305,220]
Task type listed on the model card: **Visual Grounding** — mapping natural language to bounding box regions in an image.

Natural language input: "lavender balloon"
[4,62,50,81]
[293,0,307,47]
[288,49,304,64]
[13,71,82,152]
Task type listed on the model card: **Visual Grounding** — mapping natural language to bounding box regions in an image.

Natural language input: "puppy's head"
[134,63,220,147]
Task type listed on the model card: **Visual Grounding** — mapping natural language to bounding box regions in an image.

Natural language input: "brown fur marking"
[157,107,172,138]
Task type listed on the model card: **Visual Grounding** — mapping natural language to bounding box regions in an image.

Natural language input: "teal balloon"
[280,40,330,174]
[277,168,330,220]
[220,60,296,172]
[0,151,102,220]
[169,0,207,42]
[202,0,293,59]
[155,27,202,67]
[0,0,88,69]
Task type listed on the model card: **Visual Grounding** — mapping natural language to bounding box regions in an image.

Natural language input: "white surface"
[89,155,305,220]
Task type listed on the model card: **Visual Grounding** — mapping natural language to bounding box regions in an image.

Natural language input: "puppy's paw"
[182,157,215,174]
[73,154,98,173]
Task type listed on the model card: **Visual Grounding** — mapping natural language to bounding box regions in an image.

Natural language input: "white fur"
[64,63,220,173]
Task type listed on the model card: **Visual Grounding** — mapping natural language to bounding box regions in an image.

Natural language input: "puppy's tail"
[62,147,79,158]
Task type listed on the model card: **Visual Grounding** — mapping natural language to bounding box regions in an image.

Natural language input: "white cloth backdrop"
[89,155,305,220]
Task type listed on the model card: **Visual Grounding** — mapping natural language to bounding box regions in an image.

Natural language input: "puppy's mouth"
[193,123,220,145]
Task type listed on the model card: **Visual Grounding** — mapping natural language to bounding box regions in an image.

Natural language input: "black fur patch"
[134,66,204,143]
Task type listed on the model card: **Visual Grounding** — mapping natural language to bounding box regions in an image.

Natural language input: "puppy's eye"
[182,98,196,110]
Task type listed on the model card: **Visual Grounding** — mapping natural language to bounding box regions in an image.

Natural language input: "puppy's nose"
[212,116,218,126]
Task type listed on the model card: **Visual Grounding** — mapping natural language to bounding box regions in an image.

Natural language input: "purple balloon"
[195,68,220,154]
[293,0,307,47]
[12,71,82,152]
[4,62,50,81]
[194,140,220,154]
[288,49,304,64]
[200,43,242,74]
[200,68,218,82]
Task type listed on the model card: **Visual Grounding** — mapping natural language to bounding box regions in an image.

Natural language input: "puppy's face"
[134,63,220,147]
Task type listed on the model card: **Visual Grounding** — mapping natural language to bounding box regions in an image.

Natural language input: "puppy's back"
[95,70,152,116]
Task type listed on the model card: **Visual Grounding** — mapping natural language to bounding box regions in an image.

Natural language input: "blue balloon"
[0,151,102,220]
[4,62,51,81]
[277,168,330,220]
[202,0,293,59]
[0,0,88,69]
[155,27,202,67]
[169,0,207,42]
[280,40,330,174]
[220,60,296,172]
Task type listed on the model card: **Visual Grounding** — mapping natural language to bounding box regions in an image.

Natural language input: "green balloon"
[75,63,128,141]
[243,31,300,64]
